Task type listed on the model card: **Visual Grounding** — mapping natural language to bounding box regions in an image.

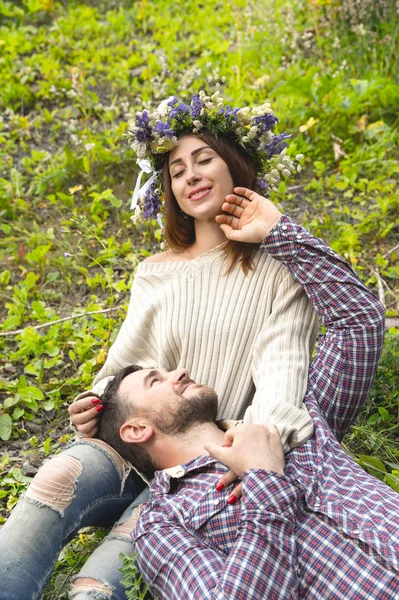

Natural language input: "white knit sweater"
[87,242,318,450]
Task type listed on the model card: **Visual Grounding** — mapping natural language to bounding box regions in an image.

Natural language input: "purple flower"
[169,102,190,120]
[143,182,161,220]
[191,94,205,118]
[255,177,268,189]
[262,132,291,158]
[224,106,239,119]
[154,121,174,138]
[135,110,153,143]
[253,114,279,134]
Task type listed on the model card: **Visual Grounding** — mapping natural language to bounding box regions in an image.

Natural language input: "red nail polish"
[216,483,225,491]
[228,494,237,505]
[92,398,101,405]
[96,405,104,412]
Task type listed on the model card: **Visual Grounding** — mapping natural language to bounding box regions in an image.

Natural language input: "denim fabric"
[0,440,147,600]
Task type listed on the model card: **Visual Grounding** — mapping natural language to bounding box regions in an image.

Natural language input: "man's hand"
[215,187,282,244]
[68,396,103,437]
[205,423,285,495]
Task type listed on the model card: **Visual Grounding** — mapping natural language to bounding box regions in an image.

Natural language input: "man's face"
[119,368,218,435]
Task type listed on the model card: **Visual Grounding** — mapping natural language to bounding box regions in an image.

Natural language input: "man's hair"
[97,364,157,480]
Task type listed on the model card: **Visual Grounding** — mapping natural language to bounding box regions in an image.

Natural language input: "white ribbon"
[130,159,159,210]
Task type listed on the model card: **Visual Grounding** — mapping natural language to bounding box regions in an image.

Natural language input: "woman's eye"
[198,158,212,165]
[173,170,184,178]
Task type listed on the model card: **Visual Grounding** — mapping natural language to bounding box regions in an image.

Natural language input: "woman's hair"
[162,131,260,274]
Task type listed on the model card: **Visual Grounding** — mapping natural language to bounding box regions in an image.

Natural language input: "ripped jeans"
[0,438,148,600]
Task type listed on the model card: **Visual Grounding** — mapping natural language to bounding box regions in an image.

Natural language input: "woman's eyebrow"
[169,146,211,168]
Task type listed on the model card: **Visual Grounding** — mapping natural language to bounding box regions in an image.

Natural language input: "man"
[98,216,398,599]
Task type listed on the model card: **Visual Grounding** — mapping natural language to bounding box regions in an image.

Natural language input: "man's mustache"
[178,377,196,394]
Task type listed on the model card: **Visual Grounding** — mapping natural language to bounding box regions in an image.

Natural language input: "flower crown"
[126,89,303,225]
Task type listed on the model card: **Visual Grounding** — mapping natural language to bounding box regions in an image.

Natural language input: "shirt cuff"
[241,469,301,515]
[260,215,308,263]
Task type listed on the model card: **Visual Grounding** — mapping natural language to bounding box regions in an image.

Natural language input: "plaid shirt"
[134,216,398,599]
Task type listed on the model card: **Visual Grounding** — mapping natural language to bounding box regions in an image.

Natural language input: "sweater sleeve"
[244,260,318,451]
[75,275,160,400]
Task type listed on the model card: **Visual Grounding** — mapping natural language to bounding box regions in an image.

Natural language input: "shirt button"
[281,225,288,231]
[296,235,302,241]
[259,504,265,510]
[213,499,220,506]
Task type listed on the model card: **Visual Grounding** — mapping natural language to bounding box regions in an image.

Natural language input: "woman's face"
[168,135,234,221]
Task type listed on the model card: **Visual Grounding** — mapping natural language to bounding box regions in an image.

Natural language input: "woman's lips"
[189,188,212,201]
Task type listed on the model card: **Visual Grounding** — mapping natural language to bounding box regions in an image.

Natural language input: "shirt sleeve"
[260,215,385,440]
[134,471,300,600]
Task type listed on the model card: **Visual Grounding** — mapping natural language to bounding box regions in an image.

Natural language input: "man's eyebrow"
[169,146,211,168]
[143,369,160,388]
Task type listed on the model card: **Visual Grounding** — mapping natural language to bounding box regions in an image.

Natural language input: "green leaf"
[356,455,386,477]
[42,399,55,411]
[385,474,399,494]
[3,396,20,409]
[12,407,24,420]
[0,414,13,441]
[43,437,52,454]
[377,406,391,421]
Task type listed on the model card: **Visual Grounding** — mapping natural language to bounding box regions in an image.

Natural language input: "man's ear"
[120,418,154,445]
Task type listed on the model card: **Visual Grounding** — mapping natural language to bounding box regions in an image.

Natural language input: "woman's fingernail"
[216,483,225,491]
[96,405,104,413]
[222,444,231,448]
[228,494,237,505]
[92,398,101,405]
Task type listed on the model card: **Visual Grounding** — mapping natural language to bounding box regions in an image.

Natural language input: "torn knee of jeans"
[69,577,113,599]
[75,438,128,476]
[110,506,143,540]
[26,454,82,513]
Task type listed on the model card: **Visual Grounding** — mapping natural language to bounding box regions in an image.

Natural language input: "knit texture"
[84,241,318,450]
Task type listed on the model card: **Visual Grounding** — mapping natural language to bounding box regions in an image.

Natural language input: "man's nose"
[168,368,190,384]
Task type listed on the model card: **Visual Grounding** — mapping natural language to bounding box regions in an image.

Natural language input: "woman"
[0,90,317,600]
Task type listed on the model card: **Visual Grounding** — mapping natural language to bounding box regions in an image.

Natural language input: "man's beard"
[151,386,218,436]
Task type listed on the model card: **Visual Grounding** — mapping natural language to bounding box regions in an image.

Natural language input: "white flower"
[193,120,203,129]
[157,96,175,118]
[296,154,304,160]
[211,91,223,102]
[282,169,291,177]
[271,169,279,178]
[297,164,302,172]
[131,206,143,226]
[85,143,95,152]
[248,126,258,139]
[236,107,251,124]
[241,136,249,143]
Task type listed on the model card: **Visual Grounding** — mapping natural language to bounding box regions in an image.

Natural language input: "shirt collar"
[151,453,219,495]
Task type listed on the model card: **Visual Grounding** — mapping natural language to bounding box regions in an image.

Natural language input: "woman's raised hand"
[205,423,285,503]
[68,396,103,437]
[216,187,282,244]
